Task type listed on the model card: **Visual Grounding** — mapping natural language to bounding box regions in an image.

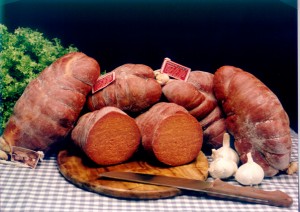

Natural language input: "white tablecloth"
[0,130,298,212]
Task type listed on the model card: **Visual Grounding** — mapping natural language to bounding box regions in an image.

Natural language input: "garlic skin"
[211,133,239,165]
[208,157,238,179]
[235,152,264,186]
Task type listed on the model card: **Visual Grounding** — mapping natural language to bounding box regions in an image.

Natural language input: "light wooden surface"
[57,145,209,199]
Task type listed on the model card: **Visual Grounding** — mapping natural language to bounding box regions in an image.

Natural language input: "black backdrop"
[2,0,298,131]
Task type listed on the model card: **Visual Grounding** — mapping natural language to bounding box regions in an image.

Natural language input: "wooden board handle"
[206,179,293,207]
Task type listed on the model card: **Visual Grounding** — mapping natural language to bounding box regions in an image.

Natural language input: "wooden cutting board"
[57,144,209,199]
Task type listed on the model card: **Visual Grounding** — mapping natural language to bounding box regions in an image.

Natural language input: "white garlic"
[208,157,238,179]
[153,69,170,86]
[211,133,239,165]
[0,149,8,160]
[0,136,11,153]
[286,161,298,175]
[153,69,161,77]
[235,152,265,186]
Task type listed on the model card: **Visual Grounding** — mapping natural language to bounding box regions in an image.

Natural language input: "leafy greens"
[0,24,78,134]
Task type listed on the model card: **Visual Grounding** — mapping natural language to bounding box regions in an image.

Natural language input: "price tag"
[11,146,43,169]
[160,58,191,81]
[92,72,116,94]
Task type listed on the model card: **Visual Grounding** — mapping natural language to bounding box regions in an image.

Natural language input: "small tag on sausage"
[160,58,191,81]
[92,72,116,94]
[10,146,44,169]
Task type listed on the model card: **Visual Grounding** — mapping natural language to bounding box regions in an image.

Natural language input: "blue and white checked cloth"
[1,130,298,212]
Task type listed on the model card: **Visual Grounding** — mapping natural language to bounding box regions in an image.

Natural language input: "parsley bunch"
[0,24,78,134]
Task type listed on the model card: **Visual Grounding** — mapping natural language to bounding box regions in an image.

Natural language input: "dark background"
[1,0,298,131]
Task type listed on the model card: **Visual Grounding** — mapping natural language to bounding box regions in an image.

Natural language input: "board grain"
[57,144,209,199]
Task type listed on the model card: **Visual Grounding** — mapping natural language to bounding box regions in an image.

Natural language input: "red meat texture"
[162,71,226,149]
[213,65,291,177]
[87,64,162,113]
[2,52,100,152]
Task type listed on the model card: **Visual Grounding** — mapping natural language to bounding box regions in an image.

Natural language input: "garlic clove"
[0,149,8,160]
[211,149,218,160]
[211,133,239,165]
[153,69,161,77]
[286,161,298,175]
[153,69,170,86]
[235,152,264,186]
[156,73,170,86]
[209,157,238,179]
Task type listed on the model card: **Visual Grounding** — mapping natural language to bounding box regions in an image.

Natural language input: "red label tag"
[92,72,116,94]
[11,146,41,169]
[160,58,191,81]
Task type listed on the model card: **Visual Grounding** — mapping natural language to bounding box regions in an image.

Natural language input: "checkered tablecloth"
[1,130,298,212]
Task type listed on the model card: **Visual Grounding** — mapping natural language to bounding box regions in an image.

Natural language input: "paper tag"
[92,72,116,94]
[160,58,191,81]
[11,146,41,169]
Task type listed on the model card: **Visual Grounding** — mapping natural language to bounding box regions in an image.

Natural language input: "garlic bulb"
[286,161,298,175]
[0,150,8,160]
[153,69,161,77]
[208,157,238,179]
[235,152,264,185]
[154,69,170,86]
[211,133,239,165]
